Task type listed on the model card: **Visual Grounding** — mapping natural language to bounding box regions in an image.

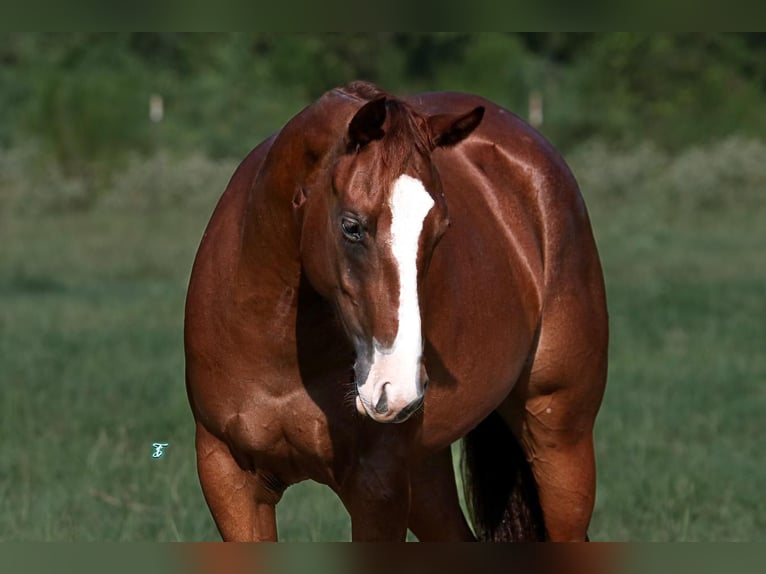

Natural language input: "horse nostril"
[374,383,390,414]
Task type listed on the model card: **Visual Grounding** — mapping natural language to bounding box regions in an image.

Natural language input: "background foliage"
[1,33,764,541]
[4,33,766,164]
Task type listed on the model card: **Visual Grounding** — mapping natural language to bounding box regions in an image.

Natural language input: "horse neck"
[238,167,302,294]
[237,92,359,296]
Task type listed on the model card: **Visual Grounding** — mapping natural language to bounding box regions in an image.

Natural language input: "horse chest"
[222,392,343,487]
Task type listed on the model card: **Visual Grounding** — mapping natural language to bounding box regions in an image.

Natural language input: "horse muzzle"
[355,368,429,423]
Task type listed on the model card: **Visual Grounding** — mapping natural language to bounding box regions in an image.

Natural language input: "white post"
[149,94,164,123]
[529,90,543,129]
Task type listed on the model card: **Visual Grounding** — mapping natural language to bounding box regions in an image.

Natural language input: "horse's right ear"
[347,96,387,151]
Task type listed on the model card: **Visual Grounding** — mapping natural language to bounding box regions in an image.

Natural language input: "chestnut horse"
[184,81,608,542]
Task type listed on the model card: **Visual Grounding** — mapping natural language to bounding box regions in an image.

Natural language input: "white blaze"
[361,174,434,417]
[387,174,434,363]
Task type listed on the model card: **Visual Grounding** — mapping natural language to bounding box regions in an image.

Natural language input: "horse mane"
[335,80,388,102]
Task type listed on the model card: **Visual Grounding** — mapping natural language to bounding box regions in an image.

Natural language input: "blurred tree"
[517,33,596,63]
[27,39,150,174]
[2,33,766,168]
[431,33,535,112]
[556,33,766,149]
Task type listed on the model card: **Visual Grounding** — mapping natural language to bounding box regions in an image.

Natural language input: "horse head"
[298,90,484,423]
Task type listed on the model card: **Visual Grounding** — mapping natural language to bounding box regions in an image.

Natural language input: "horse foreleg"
[195,423,281,541]
[338,454,411,542]
[519,393,598,542]
[408,448,475,541]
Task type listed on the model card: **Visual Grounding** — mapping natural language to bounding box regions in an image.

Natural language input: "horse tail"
[461,411,546,541]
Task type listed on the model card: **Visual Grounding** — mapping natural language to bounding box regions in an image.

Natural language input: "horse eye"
[341,217,364,242]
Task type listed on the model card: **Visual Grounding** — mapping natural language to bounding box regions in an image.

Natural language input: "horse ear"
[348,96,387,150]
[428,106,485,148]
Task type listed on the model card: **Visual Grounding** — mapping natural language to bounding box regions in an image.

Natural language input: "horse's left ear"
[428,106,485,149]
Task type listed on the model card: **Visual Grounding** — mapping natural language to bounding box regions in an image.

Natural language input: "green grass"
[586,205,766,541]
[1,148,764,541]
[0,208,212,541]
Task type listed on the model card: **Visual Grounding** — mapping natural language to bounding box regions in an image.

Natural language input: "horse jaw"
[355,174,433,423]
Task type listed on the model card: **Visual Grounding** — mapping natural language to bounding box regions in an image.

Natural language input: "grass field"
[1,141,764,541]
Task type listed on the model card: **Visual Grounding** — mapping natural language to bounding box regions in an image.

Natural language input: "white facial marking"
[360,174,434,418]
[388,174,434,357]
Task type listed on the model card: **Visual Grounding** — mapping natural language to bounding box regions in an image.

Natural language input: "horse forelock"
[380,99,432,167]
[333,82,432,164]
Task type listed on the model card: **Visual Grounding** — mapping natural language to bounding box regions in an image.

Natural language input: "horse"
[184,81,608,542]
